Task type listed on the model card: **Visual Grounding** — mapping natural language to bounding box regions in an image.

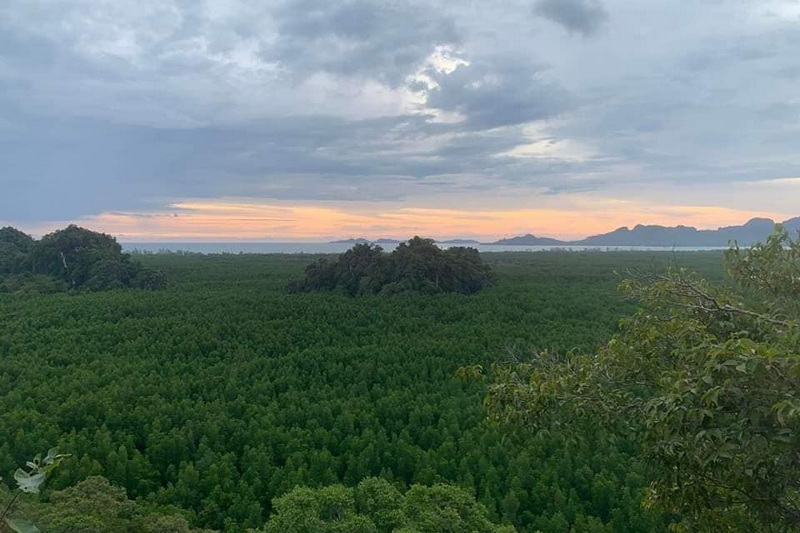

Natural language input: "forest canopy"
[2,475,215,533]
[287,237,494,296]
[0,250,689,533]
[0,225,166,293]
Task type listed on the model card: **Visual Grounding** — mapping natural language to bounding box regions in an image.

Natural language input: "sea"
[122,242,729,255]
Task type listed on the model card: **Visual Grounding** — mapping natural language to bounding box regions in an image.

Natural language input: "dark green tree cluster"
[477,228,800,533]
[3,476,216,533]
[0,225,165,293]
[287,238,494,295]
[259,478,515,533]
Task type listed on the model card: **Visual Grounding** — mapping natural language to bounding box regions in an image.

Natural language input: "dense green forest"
[287,237,494,295]
[0,250,727,532]
[0,225,165,293]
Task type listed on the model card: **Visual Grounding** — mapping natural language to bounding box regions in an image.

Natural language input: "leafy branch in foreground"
[1,448,70,533]
[470,227,800,533]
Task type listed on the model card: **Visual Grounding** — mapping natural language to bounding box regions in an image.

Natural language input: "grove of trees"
[259,478,515,533]
[2,475,215,533]
[287,237,494,295]
[0,225,165,293]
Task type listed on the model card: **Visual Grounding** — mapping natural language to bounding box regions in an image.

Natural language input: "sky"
[1,0,799,241]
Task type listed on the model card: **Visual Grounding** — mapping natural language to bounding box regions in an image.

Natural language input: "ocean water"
[122,242,729,254]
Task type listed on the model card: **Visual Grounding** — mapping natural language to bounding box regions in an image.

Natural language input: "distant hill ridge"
[491,216,800,247]
[491,234,568,245]
[330,238,478,245]
[330,217,799,247]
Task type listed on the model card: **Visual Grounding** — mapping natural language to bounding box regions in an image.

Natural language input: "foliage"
[477,228,800,532]
[0,228,34,276]
[0,274,69,295]
[6,476,215,533]
[13,448,70,494]
[257,478,514,533]
[0,225,166,293]
[287,238,494,295]
[0,250,724,532]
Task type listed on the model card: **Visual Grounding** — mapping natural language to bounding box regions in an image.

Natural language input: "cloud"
[0,0,417,127]
[533,0,608,36]
[424,59,570,129]
[265,0,460,86]
[0,110,586,221]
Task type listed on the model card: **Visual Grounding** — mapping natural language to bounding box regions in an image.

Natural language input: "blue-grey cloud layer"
[267,0,459,85]
[1,0,799,222]
[425,58,571,129]
[533,0,608,36]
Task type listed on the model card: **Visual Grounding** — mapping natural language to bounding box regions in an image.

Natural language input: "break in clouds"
[1,0,800,224]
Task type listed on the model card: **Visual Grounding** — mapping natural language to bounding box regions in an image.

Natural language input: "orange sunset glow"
[18,200,794,242]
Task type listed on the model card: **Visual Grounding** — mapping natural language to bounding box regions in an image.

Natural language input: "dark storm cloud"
[266,0,460,85]
[533,0,608,36]
[425,60,571,129]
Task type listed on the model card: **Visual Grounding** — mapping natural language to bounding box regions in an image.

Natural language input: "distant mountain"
[329,238,401,245]
[330,238,372,244]
[437,239,481,245]
[489,234,568,246]
[784,217,800,234]
[574,217,781,247]
[331,217,799,248]
[485,217,799,247]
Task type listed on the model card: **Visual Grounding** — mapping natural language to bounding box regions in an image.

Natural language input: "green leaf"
[41,448,70,474]
[14,468,46,493]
